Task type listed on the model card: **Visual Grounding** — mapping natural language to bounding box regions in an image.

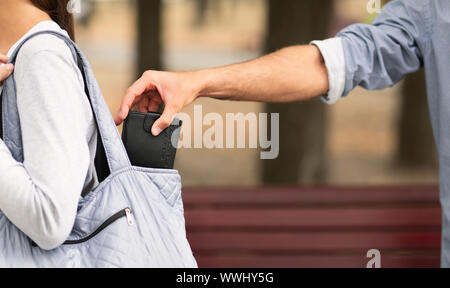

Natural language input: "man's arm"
[194,45,329,103]
[116,0,429,136]
[115,45,329,135]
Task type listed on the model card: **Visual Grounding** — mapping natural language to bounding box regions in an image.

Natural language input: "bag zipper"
[124,208,134,226]
[63,207,133,245]
[31,207,133,247]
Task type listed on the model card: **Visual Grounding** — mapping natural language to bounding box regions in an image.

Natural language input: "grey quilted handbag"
[0,31,197,268]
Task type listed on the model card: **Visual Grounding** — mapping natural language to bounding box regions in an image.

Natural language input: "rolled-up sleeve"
[311,38,346,104]
[337,0,430,96]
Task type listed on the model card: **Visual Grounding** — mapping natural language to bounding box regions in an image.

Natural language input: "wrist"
[189,69,212,99]
[175,70,205,107]
[192,66,230,100]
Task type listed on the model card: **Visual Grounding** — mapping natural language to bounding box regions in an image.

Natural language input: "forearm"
[115,44,331,133]
[192,45,329,103]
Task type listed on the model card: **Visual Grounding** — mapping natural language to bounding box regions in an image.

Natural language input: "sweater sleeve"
[0,35,94,250]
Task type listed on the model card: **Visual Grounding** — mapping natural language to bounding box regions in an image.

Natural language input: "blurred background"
[73,0,441,267]
[74,0,438,188]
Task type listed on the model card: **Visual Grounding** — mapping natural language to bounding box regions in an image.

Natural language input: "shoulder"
[15,33,76,69]
[12,31,86,107]
[377,0,432,23]
[12,32,94,136]
[13,31,84,92]
[374,0,433,49]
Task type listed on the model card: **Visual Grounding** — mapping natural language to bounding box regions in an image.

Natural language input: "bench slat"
[187,231,441,251]
[185,207,441,229]
[182,187,439,207]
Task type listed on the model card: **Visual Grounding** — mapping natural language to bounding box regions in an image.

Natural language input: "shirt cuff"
[311,37,346,104]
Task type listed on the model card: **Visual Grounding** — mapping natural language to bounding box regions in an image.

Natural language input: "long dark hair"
[29,0,75,40]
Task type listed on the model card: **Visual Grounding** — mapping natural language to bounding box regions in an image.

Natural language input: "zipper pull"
[125,208,134,226]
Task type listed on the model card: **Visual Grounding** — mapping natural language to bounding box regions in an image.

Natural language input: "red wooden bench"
[182,186,441,268]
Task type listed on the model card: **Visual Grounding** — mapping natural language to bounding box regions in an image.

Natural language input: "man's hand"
[115,70,198,136]
[116,45,328,135]
[0,54,14,85]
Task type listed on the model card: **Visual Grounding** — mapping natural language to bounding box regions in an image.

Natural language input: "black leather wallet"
[122,111,182,169]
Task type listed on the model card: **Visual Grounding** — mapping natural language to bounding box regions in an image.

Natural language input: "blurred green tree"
[262,0,333,185]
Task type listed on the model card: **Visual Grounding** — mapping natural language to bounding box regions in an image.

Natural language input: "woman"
[0,0,98,250]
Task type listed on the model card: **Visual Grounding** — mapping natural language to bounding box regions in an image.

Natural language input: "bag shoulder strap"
[0,30,131,175]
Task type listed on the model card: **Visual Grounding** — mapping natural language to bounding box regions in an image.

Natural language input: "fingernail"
[6,64,14,71]
[152,126,162,136]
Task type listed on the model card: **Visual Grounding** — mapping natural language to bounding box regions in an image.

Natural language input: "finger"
[0,54,9,63]
[0,63,14,81]
[115,74,157,125]
[137,96,150,113]
[147,91,162,112]
[148,99,160,113]
[152,107,176,136]
[115,84,144,124]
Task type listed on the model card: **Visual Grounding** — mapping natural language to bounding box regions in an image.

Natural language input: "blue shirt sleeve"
[337,0,431,96]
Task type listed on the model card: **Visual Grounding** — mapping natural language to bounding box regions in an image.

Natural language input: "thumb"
[152,108,176,136]
[0,63,14,81]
